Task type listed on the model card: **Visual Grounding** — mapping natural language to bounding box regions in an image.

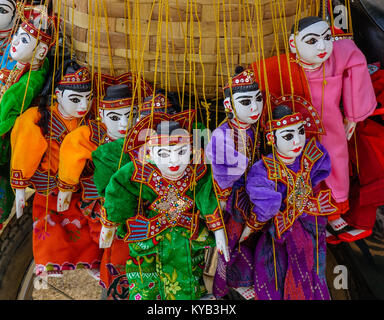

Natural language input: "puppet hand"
[57,190,73,212]
[344,120,356,141]
[15,188,26,219]
[99,225,116,248]
[239,225,253,243]
[214,228,230,262]
[219,200,227,212]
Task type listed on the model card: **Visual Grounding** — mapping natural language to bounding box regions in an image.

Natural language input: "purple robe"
[205,121,259,298]
[245,139,332,300]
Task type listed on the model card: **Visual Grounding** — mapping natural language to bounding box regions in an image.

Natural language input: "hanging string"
[45,0,62,232]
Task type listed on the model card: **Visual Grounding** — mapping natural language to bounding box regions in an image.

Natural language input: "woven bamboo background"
[53,0,318,100]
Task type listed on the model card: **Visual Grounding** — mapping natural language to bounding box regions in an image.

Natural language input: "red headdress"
[124,109,196,161]
[140,93,172,115]
[58,66,92,87]
[17,3,57,49]
[94,72,153,101]
[223,68,257,93]
[265,94,325,136]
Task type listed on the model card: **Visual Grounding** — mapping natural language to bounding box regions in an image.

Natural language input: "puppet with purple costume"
[245,96,337,300]
[206,66,263,299]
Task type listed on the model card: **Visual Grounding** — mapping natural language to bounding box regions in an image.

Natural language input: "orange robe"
[10,104,103,276]
[58,121,107,243]
[59,121,132,297]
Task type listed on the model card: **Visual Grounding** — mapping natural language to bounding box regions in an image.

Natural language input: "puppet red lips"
[118,130,126,134]
[169,166,180,172]
[11,46,16,53]
[317,52,327,59]
[250,114,260,120]
[292,146,302,153]
[77,111,87,115]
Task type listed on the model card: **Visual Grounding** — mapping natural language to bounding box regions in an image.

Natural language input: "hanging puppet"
[250,16,377,243]
[0,2,52,225]
[10,59,102,276]
[0,0,17,64]
[57,83,138,213]
[343,64,384,243]
[205,66,263,299]
[58,81,139,294]
[93,92,190,300]
[101,110,229,300]
[245,100,337,300]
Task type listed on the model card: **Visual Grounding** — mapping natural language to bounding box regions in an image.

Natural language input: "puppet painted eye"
[178,148,187,155]
[282,133,294,141]
[239,99,251,106]
[0,8,9,14]
[299,127,305,135]
[305,38,317,45]
[158,152,169,158]
[256,95,263,102]
[324,34,332,41]
[70,97,80,103]
[21,37,28,44]
[109,115,120,121]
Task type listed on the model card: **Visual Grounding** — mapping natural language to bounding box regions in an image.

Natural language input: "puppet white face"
[100,107,137,140]
[56,89,92,119]
[0,0,16,31]
[10,26,48,63]
[149,143,191,180]
[224,90,263,126]
[290,20,333,69]
[274,122,306,163]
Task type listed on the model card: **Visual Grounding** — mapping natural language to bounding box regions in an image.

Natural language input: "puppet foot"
[200,294,216,300]
[329,217,348,231]
[87,268,100,281]
[325,229,342,245]
[233,286,255,300]
[338,228,372,243]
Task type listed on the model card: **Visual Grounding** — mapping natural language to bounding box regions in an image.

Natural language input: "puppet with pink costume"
[250,16,377,243]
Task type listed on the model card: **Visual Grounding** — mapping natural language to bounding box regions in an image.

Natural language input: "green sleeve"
[92,138,131,198]
[192,166,220,219]
[103,161,141,226]
[0,58,49,136]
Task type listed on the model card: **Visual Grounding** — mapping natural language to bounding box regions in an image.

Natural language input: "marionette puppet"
[250,16,377,244]
[57,82,138,289]
[0,3,52,225]
[92,93,185,300]
[205,66,263,299]
[101,110,229,300]
[0,0,17,66]
[57,83,137,213]
[343,64,384,243]
[10,60,102,276]
[245,101,337,300]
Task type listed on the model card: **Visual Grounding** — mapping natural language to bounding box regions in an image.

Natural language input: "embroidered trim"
[213,179,232,201]
[10,169,30,189]
[88,120,108,146]
[100,207,118,228]
[205,207,223,231]
[80,176,101,201]
[123,210,200,243]
[57,179,78,192]
[246,211,267,231]
[29,169,57,193]
[263,138,336,238]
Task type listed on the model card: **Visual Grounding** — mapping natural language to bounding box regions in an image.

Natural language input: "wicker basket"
[54,0,317,100]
